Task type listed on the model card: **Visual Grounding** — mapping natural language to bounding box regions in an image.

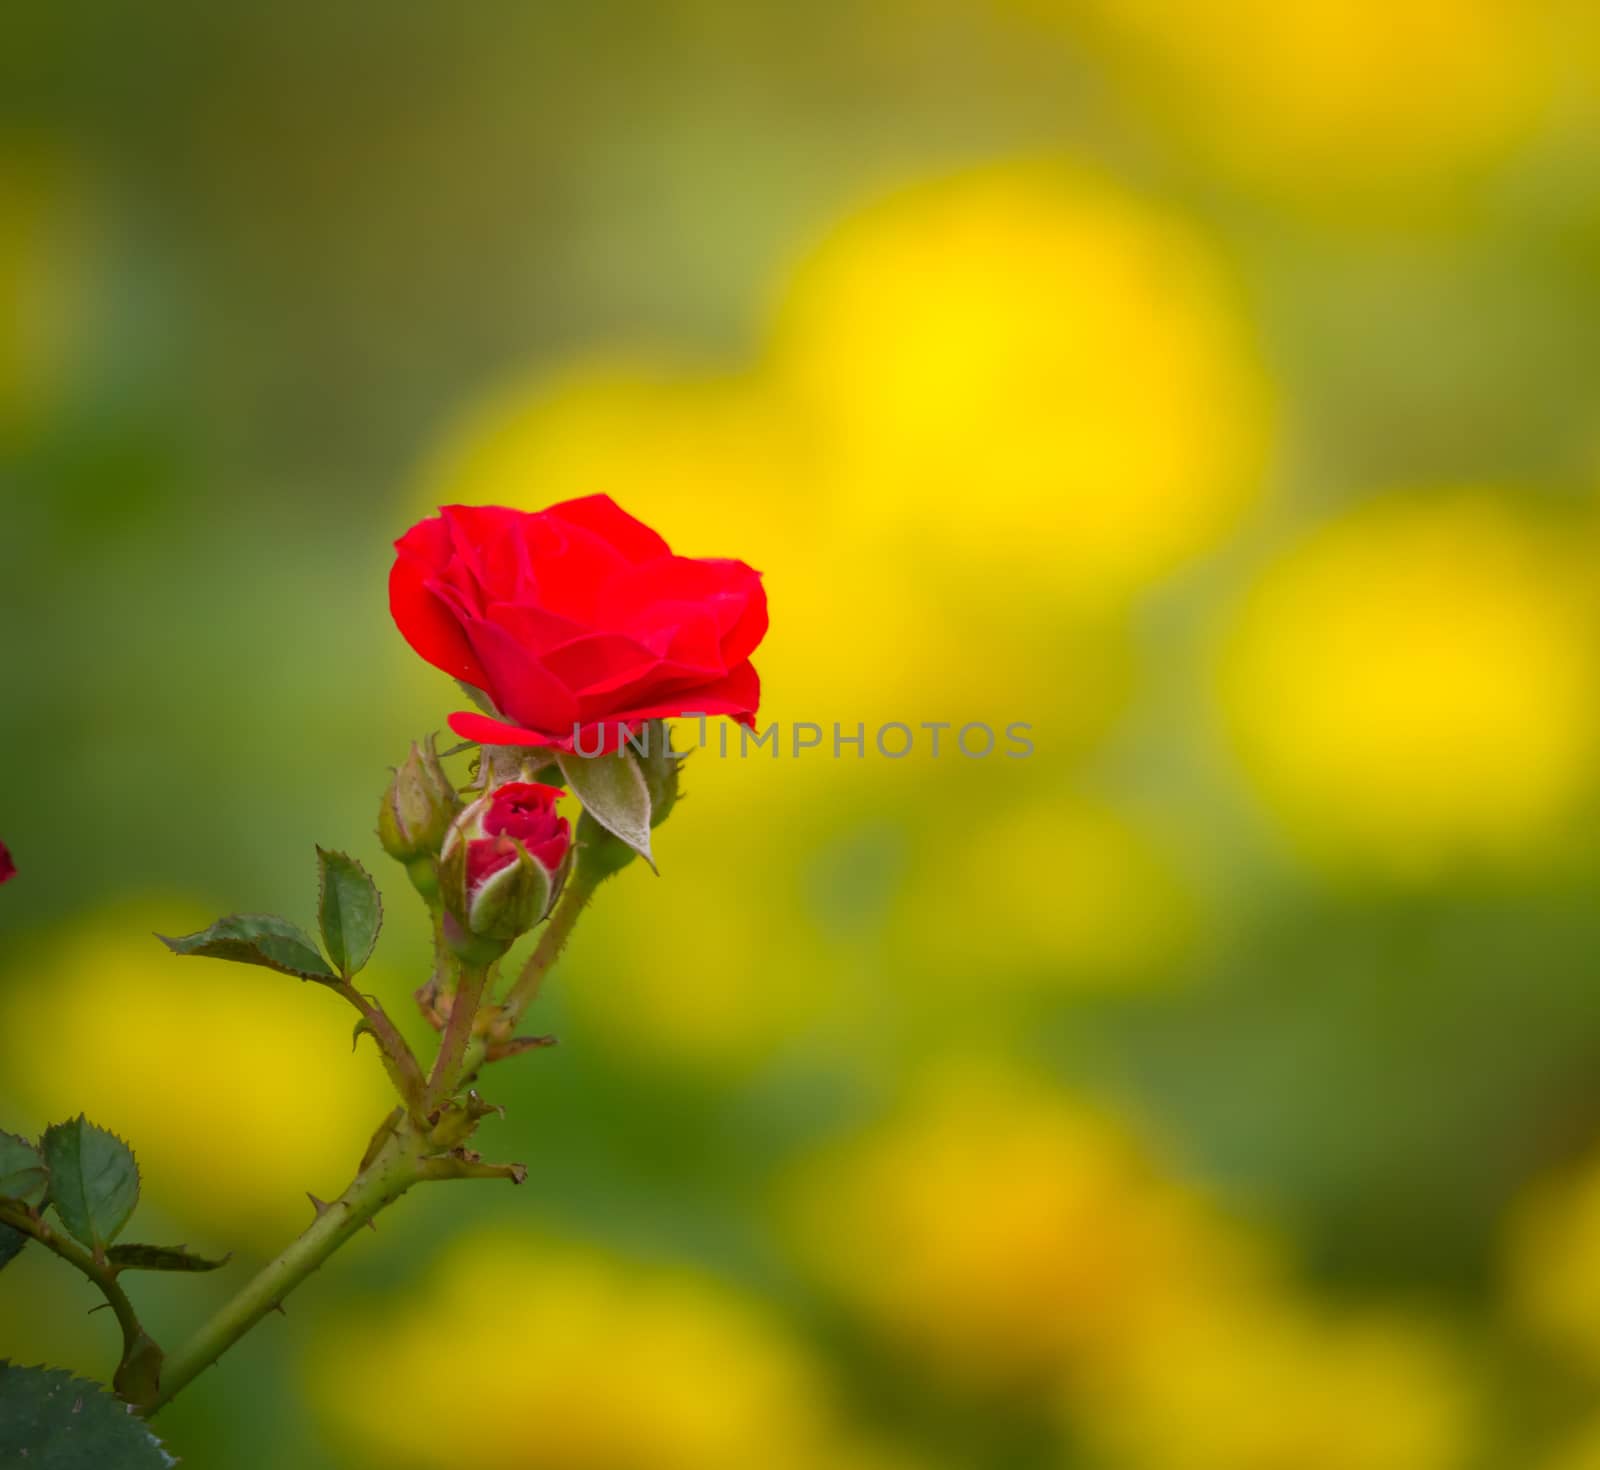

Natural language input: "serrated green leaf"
[108,1242,230,1273]
[0,1130,46,1202]
[316,848,382,977]
[41,1118,140,1251]
[557,748,654,871]
[0,1363,175,1467]
[157,912,336,983]
[0,1225,24,1271]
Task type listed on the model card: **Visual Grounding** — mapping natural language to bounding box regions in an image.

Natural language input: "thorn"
[486,1034,557,1063]
[307,1193,331,1219]
[365,1217,378,1233]
[87,1302,111,1316]
[270,1301,287,1316]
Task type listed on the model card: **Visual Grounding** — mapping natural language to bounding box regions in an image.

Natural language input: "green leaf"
[316,848,382,978]
[157,912,336,983]
[0,1363,175,1467]
[41,1118,140,1251]
[0,1225,24,1271]
[0,1130,46,1202]
[108,1242,231,1273]
[557,748,655,871]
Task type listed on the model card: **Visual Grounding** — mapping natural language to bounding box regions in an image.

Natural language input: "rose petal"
[546,494,672,563]
[485,601,591,658]
[626,603,727,671]
[607,659,762,729]
[459,617,581,736]
[448,711,569,751]
[390,553,492,688]
[447,710,642,755]
[439,505,536,590]
[703,561,768,667]
[540,632,662,698]
[607,556,764,649]
[515,539,618,626]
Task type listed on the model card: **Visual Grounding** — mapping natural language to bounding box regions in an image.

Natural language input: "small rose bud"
[379,735,461,865]
[438,782,571,958]
[0,840,14,886]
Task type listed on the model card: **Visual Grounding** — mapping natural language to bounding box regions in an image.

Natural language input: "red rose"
[0,841,13,886]
[390,496,767,753]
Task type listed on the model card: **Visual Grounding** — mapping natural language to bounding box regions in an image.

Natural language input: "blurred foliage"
[5,1,1600,1466]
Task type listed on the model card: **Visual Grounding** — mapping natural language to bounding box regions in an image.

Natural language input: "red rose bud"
[438,782,570,956]
[378,734,461,863]
[0,841,14,886]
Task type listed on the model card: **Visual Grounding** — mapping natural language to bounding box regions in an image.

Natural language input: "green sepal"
[575,809,642,884]
[636,720,683,827]
[41,1117,140,1251]
[108,1242,231,1273]
[0,1130,46,1202]
[158,913,336,983]
[557,747,654,871]
[456,679,498,715]
[0,1363,175,1467]
[316,847,383,978]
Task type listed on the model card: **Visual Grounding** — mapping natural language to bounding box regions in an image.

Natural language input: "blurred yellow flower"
[769,160,1271,608]
[308,1228,872,1470]
[1078,1288,1473,1470]
[1505,1147,1600,1376]
[890,795,1199,992]
[0,903,394,1249]
[780,1065,1255,1391]
[1220,490,1600,880]
[1043,0,1560,204]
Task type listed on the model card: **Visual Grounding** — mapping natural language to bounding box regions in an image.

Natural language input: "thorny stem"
[497,871,599,1031]
[0,1199,158,1407]
[146,860,609,1415]
[149,1118,424,1415]
[336,982,427,1112]
[424,961,490,1109]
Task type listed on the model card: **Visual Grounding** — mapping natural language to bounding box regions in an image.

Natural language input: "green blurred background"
[6,3,1600,1466]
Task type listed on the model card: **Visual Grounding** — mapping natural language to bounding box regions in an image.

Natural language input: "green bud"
[378,734,461,864]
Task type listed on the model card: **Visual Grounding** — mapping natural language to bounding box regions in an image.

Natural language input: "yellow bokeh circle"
[308,1229,861,1470]
[780,1065,1251,1391]
[1220,490,1600,880]
[770,160,1272,607]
